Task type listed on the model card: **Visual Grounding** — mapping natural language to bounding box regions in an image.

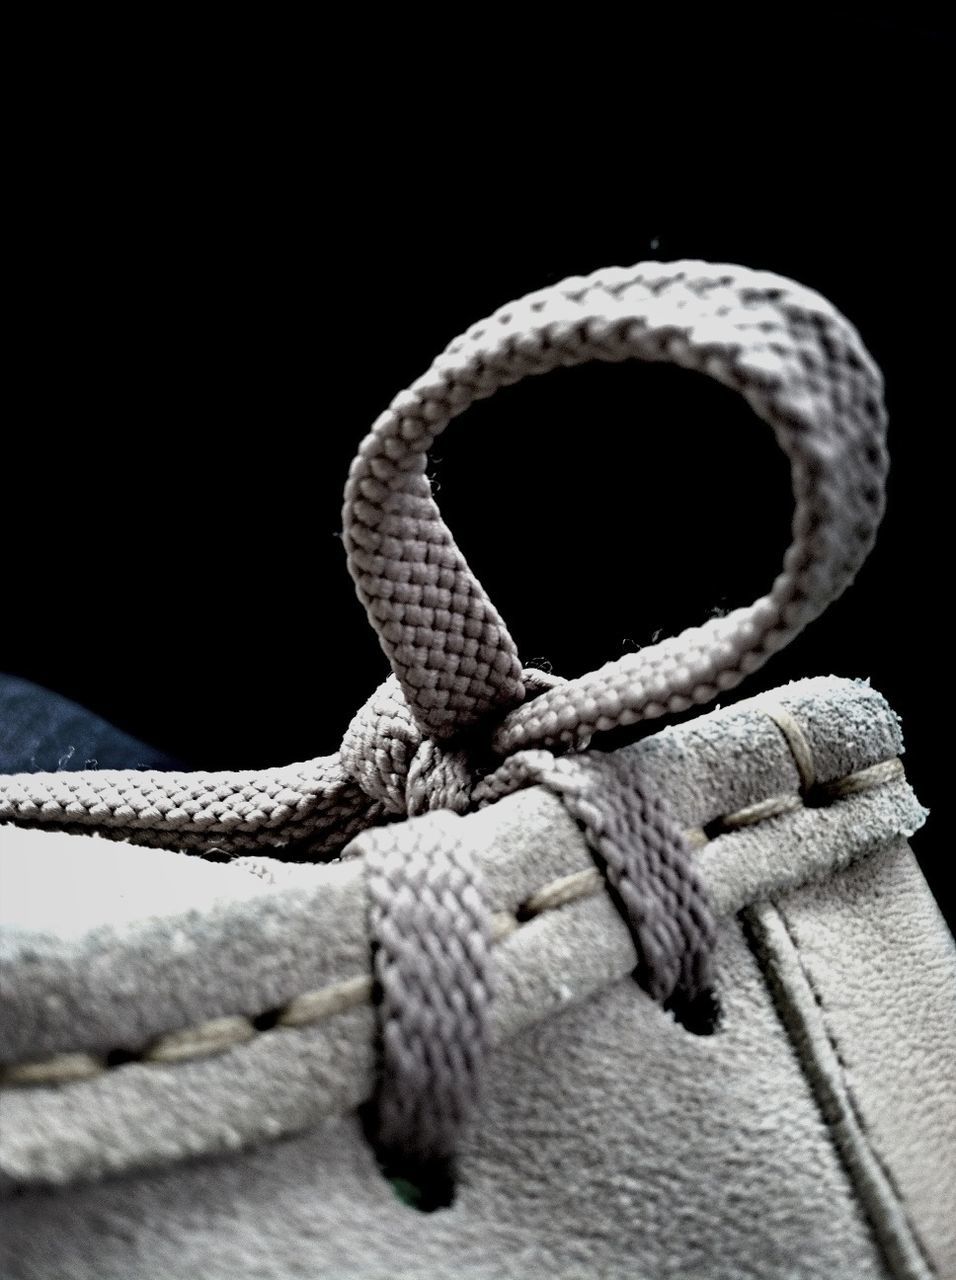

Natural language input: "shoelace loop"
[0,260,889,1213]
[343,260,889,1204]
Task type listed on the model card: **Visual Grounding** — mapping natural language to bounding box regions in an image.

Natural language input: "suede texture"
[0,679,926,1190]
[772,840,956,1279]
[1,904,893,1280]
[1,677,952,1279]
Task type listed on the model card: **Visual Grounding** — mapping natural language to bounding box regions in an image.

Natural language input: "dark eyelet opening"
[359,1100,457,1213]
[662,984,723,1037]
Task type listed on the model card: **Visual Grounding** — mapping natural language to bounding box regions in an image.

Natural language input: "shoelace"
[342,260,887,1204]
[0,260,888,1209]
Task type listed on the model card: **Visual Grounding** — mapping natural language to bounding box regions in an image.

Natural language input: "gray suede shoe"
[2,262,954,1279]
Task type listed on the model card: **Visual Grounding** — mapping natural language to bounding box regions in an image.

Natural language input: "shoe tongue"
[0,825,268,941]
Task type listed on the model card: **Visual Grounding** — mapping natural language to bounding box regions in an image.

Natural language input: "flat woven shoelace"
[339,261,887,1201]
[0,260,888,1206]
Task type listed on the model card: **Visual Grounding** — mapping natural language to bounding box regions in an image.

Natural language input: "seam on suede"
[743,899,936,1280]
[0,755,905,1090]
[761,702,818,790]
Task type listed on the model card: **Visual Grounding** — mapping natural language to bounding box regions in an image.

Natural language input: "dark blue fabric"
[0,674,186,773]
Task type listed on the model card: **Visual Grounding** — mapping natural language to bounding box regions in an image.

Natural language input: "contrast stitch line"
[705,760,904,837]
[0,756,905,1090]
[761,702,817,792]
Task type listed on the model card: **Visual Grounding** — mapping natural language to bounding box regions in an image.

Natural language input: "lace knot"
[340,668,576,818]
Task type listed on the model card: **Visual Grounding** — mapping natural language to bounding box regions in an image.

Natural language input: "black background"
[6,15,952,929]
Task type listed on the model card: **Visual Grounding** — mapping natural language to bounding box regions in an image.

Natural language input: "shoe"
[2,261,953,1279]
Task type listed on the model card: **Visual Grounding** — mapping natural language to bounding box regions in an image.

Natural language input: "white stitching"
[0,756,905,1089]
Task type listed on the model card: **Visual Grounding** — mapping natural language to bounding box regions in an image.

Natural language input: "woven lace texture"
[0,260,888,1195]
